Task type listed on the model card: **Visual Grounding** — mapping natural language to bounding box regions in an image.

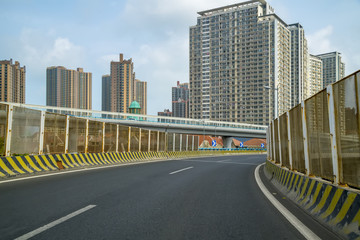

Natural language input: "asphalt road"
[0,154,341,240]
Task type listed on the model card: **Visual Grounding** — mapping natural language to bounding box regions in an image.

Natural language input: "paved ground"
[0,154,342,239]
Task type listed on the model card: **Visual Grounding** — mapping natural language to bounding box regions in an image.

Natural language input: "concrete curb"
[265,160,360,239]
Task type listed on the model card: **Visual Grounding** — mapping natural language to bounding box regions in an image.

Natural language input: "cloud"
[18,28,86,105]
[307,25,334,54]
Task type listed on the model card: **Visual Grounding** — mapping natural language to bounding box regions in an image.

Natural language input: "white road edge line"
[169,166,193,175]
[254,163,321,240]
[15,205,97,240]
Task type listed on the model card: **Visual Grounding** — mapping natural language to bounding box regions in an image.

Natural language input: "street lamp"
[264,85,278,119]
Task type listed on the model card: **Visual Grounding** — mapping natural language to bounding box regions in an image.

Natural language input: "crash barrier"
[0,152,193,177]
[265,161,360,239]
[0,150,254,177]
[267,70,360,188]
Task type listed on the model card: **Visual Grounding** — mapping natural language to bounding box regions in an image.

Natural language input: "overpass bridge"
[1,102,267,138]
[0,102,266,156]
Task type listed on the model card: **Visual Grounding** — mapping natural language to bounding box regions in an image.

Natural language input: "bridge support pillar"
[222,137,233,149]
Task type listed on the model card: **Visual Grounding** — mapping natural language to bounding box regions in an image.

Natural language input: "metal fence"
[267,70,360,188]
[2,102,267,132]
[0,103,200,156]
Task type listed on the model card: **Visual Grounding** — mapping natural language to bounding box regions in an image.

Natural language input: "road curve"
[0,154,341,240]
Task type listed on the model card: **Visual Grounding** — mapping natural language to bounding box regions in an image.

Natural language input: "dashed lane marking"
[15,205,97,240]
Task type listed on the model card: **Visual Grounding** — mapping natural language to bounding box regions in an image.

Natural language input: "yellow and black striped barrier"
[265,161,360,239]
[0,150,260,178]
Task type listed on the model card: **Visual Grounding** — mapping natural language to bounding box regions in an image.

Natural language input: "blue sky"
[1,0,359,115]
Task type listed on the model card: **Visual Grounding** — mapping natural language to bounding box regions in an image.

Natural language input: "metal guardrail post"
[85,119,89,153]
[139,128,142,152]
[165,132,168,152]
[102,122,105,153]
[157,131,159,152]
[301,102,310,176]
[128,127,131,152]
[65,115,70,153]
[179,134,182,152]
[287,112,293,169]
[148,130,151,152]
[192,135,195,151]
[5,105,13,156]
[116,125,119,152]
[39,111,45,155]
[271,120,276,162]
[277,119,282,166]
[327,85,340,184]
[173,133,176,152]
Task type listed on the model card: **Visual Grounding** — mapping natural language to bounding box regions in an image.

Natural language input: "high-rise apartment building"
[102,75,111,111]
[110,54,135,113]
[316,51,345,88]
[46,66,92,109]
[0,59,25,103]
[308,55,323,96]
[288,23,309,107]
[189,0,291,124]
[102,54,146,114]
[134,79,147,115]
[172,81,189,118]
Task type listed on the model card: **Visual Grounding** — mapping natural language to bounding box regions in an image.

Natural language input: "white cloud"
[18,28,86,105]
[307,25,334,54]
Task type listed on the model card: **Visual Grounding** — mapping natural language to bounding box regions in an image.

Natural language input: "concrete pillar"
[223,136,233,149]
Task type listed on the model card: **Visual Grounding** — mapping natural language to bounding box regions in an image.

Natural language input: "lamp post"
[264,85,278,119]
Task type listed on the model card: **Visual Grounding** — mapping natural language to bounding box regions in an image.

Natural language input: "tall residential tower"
[102,75,111,112]
[288,23,309,107]
[189,0,291,124]
[172,81,189,118]
[308,54,323,96]
[46,66,92,109]
[134,79,147,115]
[316,51,345,88]
[0,59,25,103]
[110,54,134,113]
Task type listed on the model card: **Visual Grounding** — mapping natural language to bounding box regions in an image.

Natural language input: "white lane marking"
[169,166,194,175]
[15,205,97,240]
[180,159,259,165]
[0,159,171,185]
[254,164,321,240]
[217,159,230,163]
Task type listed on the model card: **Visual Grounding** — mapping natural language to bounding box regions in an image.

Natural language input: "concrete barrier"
[265,160,360,239]
[0,150,260,178]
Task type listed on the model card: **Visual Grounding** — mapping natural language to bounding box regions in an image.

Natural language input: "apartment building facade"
[0,59,25,103]
[110,54,134,113]
[102,75,111,112]
[46,66,91,109]
[172,81,189,118]
[288,23,309,107]
[189,0,291,125]
[316,51,345,88]
[134,79,147,115]
[308,54,323,96]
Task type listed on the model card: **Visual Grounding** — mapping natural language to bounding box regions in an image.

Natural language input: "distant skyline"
[1,0,359,115]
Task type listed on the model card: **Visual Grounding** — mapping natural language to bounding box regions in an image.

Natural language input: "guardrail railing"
[0,102,267,131]
[267,70,360,189]
[0,102,201,156]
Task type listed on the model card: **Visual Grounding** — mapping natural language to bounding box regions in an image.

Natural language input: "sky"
[1,0,359,115]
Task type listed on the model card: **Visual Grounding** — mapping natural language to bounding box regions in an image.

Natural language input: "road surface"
[0,154,341,239]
